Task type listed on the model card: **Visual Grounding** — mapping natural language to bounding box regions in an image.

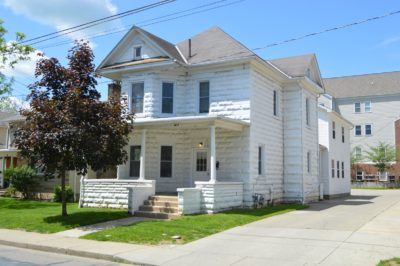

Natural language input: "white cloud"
[2,50,43,79]
[380,36,400,47]
[3,0,120,45]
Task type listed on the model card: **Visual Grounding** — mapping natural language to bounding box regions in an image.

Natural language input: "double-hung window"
[305,98,310,126]
[129,146,141,177]
[331,160,335,178]
[332,121,336,139]
[131,82,144,113]
[365,124,372,135]
[337,161,340,178]
[273,90,278,116]
[160,146,173,177]
[199,81,210,113]
[162,82,174,113]
[355,125,362,136]
[134,46,142,59]
[341,161,345,178]
[258,146,264,175]
[365,101,371,112]
[341,127,345,143]
[354,102,361,113]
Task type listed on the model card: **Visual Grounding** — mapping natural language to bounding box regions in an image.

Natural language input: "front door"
[192,148,209,185]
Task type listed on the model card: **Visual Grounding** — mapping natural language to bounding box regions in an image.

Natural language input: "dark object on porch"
[252,193,265,208]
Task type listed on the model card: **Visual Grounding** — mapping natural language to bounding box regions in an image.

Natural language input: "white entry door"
[192,149,209,185]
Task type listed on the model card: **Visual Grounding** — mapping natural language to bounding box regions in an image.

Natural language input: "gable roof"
[268,54,314,77]
[176,26,255,65]
[324,71,400,98]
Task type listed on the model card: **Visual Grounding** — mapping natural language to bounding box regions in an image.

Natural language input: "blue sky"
[2,0,400,100]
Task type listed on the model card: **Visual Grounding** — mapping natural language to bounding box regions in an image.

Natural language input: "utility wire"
[35,0,242,50]
[21,0,176,46]
[252,10,400,50]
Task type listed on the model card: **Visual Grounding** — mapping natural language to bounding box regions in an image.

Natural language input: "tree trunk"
[60,170,67,216]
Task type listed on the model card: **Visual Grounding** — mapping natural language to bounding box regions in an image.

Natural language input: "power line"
[252,10,400,50]
[35,0,243,50]
[21,0,176,46]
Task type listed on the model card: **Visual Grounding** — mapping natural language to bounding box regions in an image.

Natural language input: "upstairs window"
[162,82,174,113]
[199,81,210,113]
[258,146,264,175]
[273,90,278,116]
[160,146,173,177]
[129,146,141,177]
[365,101,372,112]
[305,98,310,126]
[337,161,340,178]
[341,161,345,178]
[331,160,335,178]
[332,121,336,139]
[134,46,142,59]
[354,102,361,113]
[365,124,372,135]
[342,126,345,143]
[132,82,144,113]
[355,125,362,136]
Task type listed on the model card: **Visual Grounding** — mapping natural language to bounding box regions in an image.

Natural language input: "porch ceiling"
[134,116,249,131]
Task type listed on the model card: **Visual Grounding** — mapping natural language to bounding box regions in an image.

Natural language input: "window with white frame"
[273,90,278,116]
[342,126,345,143]
[364,101,371,112]
[355,125,362,136]
[355,146,362,160]
[305,98,310,126]
[341,161,344,178]
[196,151,207,172]
[337,161,340,178]
[365,124,372,135]
[131,82,144,113]
[332,121,336,139]
[354,102,361,113]
[307,151,311,173]
[356,171,364,181]
[129,145,141,177]
[331,160,335,178]
[162,82,174,113]
[134,46,142,59]
[258,146,264,175]
[199,81,210,113]
[160,146,173,177]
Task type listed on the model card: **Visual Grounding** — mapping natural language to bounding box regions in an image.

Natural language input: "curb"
[0,239,156,266]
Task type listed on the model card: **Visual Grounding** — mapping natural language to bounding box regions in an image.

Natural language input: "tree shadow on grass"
[43,211,128,228]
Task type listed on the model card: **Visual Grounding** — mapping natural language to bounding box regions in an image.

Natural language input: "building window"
[131,82,144,113]
[365,124,372,135]
[258,146,264,175]
[273,90,278,116]
[307,151,311,173]
[356,171,364,181]
[331,160,335,178]
[365,101,371,112]
[305,98,310,126]
[354,102,361,113]
[332,121,336,139]
[160,146,172,177]
[341,161,345,178]
[196,151,207,172]
[134,46,142,59]
[162,82,174,113]
[129,146,141,177]
[355,125,362,136]
[342,127,345,143]
[337,161,340,178]
[355,146,362,160]
[199,81,210,113]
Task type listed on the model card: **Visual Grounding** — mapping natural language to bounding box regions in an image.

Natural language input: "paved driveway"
[162,189,400,266]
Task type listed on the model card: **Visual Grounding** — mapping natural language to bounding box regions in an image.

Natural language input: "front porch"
[80,116,250,214]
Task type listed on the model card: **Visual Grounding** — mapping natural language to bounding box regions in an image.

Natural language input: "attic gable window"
[134,46,142,59]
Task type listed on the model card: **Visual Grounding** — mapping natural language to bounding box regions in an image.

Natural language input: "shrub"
[53,186,74,203]
[4,166,40,199]
[3,186,16,197]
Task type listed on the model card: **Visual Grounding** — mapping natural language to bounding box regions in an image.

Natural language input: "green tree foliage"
[15,41,134,216]
[4,165,40,199]
[0,20,34,94]
[365,142,396,173]
[53,186,74,203]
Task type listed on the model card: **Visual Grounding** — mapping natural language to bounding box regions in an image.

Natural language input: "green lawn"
[377,257,400,266]
[0,197,129,233]
[83,204,307,245]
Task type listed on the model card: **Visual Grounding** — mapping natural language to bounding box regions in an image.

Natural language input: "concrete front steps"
[134,195,179,219]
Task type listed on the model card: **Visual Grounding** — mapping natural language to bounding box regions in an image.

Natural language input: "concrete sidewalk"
[1,189,400,266]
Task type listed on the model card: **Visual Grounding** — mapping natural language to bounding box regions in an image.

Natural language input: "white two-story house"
[79,26,349,215]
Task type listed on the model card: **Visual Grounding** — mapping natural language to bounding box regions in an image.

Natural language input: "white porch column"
[116,166,121,179]
[209,125,217,183]
[139,129,147,180]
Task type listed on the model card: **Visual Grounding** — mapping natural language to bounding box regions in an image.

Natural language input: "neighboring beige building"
[324,71,400,182]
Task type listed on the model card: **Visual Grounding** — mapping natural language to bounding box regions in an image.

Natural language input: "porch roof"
[134,116,250,131]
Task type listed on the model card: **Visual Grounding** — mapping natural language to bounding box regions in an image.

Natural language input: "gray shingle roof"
[324,71,400,98]
[176,26,255,65]
[268,54,315,77]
